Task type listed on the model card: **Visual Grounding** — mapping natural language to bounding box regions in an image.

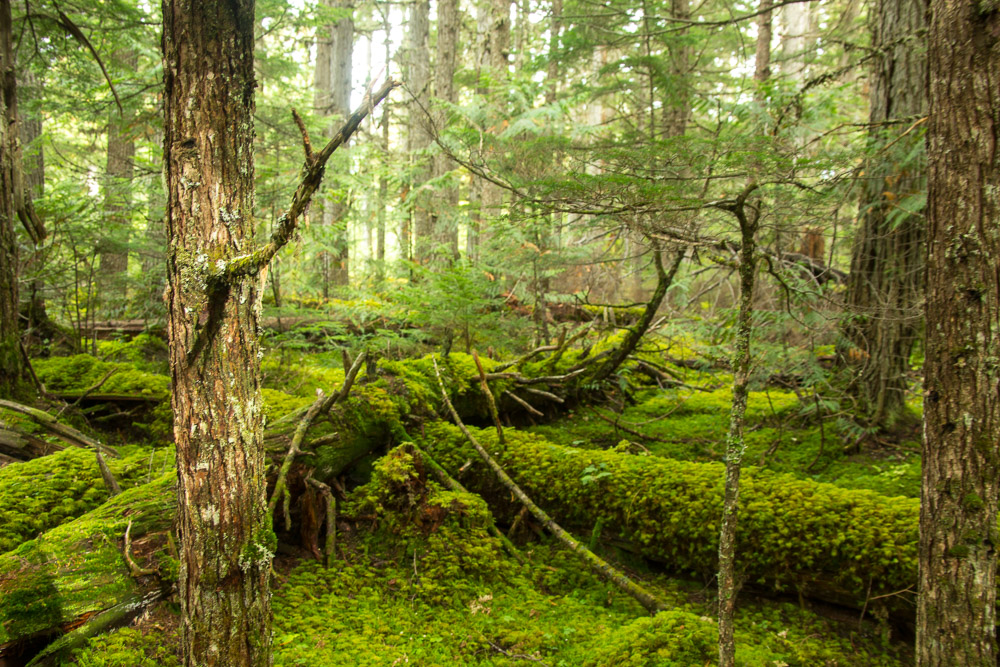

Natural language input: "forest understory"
[0,304,922,666]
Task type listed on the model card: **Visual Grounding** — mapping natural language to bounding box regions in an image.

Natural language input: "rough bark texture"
[840,0,925,429]
[916,1,1000,664]
[163,1,273,665]
[717,192,759,667]
[314,0,353,293]
[98,50,138,312]
[0,0,21,398]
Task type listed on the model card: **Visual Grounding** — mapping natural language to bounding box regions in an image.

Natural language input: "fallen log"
[418,422,923,622]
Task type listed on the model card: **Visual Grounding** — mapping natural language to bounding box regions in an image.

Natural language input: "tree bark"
[0,0,21,398]
[840,0,925,430]
[428,0,460,263]
[314,0,354,294]
[163,1,272,665]
[916,1,1000,664]
[716,187,759,667]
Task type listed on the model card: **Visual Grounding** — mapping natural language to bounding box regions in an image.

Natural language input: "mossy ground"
[0,445,174,555]
[529,383,921,498]
[63,447,907,666]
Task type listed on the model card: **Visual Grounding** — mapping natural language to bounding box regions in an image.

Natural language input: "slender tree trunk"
[717,188,759,667]
[17,69,46,332]
[163,1,272,665]
[98,49,138,313]
[755,0,772,86]
[406,0,433,265]
[469,0,511,260]
[429,0,460,262]
[840,0,925,430]
[314,0,354,293]
[916,1,1000,664]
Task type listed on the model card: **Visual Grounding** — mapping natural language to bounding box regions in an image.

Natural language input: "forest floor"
[0,324,920,666]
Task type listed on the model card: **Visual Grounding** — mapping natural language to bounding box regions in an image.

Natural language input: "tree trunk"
[163,2,272,665]
[0,0,21,398]
[314,0,354,294]
[840,0,924,430]
[407,0,433,265]
[98,49,138,314]
[916,1,1000,664]
[716,189,759,667]
[429,0,460,262]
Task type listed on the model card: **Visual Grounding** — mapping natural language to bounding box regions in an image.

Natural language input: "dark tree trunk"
[163,1,272,665]
[840,0,925,429]
[0,0,21,398]
[98,50,138,313]
[314,0,353,293]
[916,1,1000,664]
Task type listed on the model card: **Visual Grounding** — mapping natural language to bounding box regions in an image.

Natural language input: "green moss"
[0,473,176,646]
[66,627,180,667]
[0,446,175,555]
[421,422,921,611]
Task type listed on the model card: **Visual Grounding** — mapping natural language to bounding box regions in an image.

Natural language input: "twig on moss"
[412,442,526,564]
[473,351,505,443]
[123,519,157,577]
[432,357,664,614]
[503,390,544,417]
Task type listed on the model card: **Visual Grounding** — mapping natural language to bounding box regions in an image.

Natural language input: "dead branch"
[0,399,118,457]
[123,520,156,577]
[503,391,544,417]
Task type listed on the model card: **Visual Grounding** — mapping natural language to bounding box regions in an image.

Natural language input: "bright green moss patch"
[530,385,921,498]
[66,627,180,667]
[33,355,170,400]
[0,446,174,555]
[0,473,176,646]
[421,422,920,614]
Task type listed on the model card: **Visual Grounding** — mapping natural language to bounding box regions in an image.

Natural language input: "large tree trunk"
[163,2,272,665]
[840,0,925,430]
[314,0,354,294]
[98,50,138,315]
[916,1,1000,664]
[0,0,21,398]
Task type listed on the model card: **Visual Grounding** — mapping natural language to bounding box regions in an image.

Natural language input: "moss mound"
[420,422,919,616]
[0,446,174,555]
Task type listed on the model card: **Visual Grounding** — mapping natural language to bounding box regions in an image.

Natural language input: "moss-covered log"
[0,474,176,652]
[0,446,174,555]
[419,422,922,620]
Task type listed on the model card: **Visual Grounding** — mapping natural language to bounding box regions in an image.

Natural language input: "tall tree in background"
[840,0,925,430]
[314,0,354,294]
[406,0,431,265]
[0,0,20,397]
[917,0,1000,662]
[163,1,272,663]
[428,0,460,262]
[98,49,138,312]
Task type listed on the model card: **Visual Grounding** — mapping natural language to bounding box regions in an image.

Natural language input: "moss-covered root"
[0,474,176,653]
[419,421,922,621]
